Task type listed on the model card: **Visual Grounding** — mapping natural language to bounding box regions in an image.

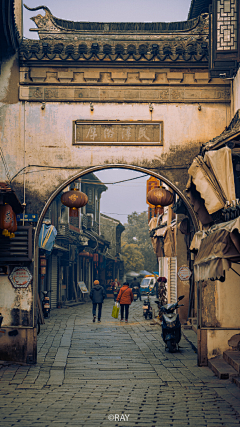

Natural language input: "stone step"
[232,375,240,388]
[223,350,240,374]
[208,356,238,379]
[192,324,197,334]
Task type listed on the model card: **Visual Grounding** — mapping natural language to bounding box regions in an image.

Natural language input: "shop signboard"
[9,267,32,288]
[177,266,192,281]
[78,282,89,293]
[17,214,38,222]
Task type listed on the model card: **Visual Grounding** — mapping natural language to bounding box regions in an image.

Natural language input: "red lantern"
[61,189,88,218]
[147,187,174,207]
[61,189,88,208]
[0,204,14,237]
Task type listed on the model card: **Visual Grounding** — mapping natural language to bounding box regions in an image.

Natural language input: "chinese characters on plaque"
[74,121,162,145]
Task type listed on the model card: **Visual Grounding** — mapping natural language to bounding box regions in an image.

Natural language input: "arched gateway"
[33,164,199,310]
[0,3,232,364]
[33,164,199,358]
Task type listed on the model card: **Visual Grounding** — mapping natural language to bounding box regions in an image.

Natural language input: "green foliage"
[121,243,144,272]
[121,211,158,274]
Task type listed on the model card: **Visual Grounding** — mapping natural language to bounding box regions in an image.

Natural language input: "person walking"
[132,277,141,301]
[116,282,133,323]
[89,280,106,323]
[111,278,121,302]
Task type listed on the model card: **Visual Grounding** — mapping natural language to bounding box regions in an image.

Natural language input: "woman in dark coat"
[90,280,106,323]
[116,282,133,323]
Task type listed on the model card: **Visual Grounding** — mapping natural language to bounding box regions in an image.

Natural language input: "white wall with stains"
[0,276,33,327]
[1,100,230,205]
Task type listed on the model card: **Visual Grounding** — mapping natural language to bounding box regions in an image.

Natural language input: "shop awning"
[192,218,240,281]
[187,147,235,215]
[149,216,177,258]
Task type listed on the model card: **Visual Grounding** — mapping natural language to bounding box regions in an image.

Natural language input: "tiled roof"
[188,0,212,20]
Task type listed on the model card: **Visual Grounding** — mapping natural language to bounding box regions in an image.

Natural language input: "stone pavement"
[0,297,240,427]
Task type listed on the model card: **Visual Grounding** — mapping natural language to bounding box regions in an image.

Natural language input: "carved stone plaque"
[74,121,163,145]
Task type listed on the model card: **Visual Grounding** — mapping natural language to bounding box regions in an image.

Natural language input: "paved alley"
[0,298,240,427]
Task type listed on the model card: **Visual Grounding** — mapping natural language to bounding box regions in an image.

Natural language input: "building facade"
[0,0,239,364]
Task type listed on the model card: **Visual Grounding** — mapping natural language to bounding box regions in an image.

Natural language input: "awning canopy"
[191,218,240,281]
[187,147,235,216]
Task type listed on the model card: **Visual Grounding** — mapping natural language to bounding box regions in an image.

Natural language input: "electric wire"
[0,147,11,182]
[10,164,190,183]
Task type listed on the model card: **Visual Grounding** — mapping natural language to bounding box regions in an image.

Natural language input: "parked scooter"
[142,293,153,319]
[42,291,50,318]
[156,295,184,352]
[133,286,139,301]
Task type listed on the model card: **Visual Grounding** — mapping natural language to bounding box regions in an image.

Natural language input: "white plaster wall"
[0,276,32,326]
[1,100,230,198]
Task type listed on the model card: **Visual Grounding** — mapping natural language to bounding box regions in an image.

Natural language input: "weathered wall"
[0,326,36,364]
[203,265,240,359]
[176,228,190,324]
[1,99,230,214]
[0,273,35,364]
[0,274,33,327]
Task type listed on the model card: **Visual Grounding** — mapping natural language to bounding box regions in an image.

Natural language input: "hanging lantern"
[61,188,88,217]
[61,189,88,208]
[147,186,174,207]
[0,204,14,237]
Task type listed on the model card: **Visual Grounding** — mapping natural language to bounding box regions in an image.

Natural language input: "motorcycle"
[142,293,153,319]
[156,295,184,352]
[133,286,139,301]
[42,291,50,318]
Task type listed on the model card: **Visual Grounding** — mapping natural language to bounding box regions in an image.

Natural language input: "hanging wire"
[0,147,11,183]
[10,164,190,183]
[230,267,240,277]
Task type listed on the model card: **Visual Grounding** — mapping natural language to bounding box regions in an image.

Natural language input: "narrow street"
[0,299,240,427]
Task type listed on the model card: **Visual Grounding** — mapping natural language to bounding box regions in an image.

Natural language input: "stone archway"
[33,163,199,329]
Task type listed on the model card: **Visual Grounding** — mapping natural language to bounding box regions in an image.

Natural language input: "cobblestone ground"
[0,298,240,427]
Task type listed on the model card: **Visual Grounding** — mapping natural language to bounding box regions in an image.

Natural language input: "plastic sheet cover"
[187,147,236,215]
[191,218,240,281]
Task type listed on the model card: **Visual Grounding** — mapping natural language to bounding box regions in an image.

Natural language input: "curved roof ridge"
[24,3,202,33]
